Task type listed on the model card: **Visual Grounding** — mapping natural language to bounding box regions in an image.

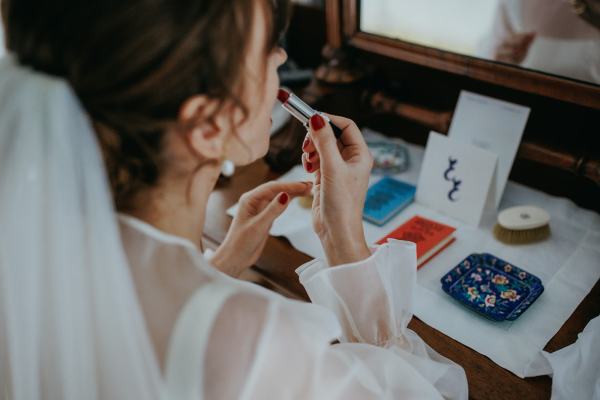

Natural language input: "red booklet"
[377,215,456,268]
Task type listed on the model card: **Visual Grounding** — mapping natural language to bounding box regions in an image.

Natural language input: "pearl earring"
[220,159,235,177]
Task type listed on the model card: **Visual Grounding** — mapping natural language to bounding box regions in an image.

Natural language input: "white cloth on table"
[541,316,600,400]
[120,216,468,399]
[227,129,600,378]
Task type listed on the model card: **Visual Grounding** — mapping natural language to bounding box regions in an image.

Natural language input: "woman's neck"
[127,164,221,247]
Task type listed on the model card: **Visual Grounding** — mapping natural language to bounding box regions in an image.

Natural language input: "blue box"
[362,177,416,226]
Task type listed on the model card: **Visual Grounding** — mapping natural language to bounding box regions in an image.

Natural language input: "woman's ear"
[178,95,227,160]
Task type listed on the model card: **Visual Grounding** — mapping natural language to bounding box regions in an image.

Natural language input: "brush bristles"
[493,224,551,245]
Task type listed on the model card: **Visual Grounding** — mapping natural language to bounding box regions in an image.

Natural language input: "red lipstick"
[277,88,290,103]
[277,88,343,139]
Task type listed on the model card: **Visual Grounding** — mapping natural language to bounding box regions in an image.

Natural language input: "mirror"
[360,0,600,85]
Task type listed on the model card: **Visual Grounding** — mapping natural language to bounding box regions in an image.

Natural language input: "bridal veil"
[0,57,162,399]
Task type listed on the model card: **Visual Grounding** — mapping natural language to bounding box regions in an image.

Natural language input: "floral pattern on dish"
[441,253,544,321]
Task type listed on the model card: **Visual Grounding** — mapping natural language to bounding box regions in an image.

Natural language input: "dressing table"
[204,1,600,398]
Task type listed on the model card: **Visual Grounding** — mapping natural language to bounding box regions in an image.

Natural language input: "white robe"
[119,215,468,399]
[479,0,600,83]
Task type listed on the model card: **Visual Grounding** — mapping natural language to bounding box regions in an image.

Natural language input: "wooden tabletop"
[203,158,600,400]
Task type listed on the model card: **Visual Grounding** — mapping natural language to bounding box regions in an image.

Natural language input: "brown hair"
[3,0,290,210]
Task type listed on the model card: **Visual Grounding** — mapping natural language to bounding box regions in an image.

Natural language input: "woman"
[0,0,467,399]
[478,0,600,83]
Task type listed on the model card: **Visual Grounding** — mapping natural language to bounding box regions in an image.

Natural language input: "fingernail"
[310,114,325,130]
[302,137,310,150]
[306,161,313,172]
[308,151,316,160]
[278,192,289,205]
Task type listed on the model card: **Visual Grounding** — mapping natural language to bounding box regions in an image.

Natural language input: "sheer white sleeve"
[297,239,468,399]
[297,240,416,346]
[164,240,468,400]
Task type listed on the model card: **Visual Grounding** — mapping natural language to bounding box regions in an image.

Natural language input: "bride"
[0,0,467,399]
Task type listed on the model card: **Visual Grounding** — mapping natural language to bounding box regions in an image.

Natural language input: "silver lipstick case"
[281,92,332,129]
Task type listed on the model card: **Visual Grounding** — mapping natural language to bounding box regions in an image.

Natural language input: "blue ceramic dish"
[440,253,544,321]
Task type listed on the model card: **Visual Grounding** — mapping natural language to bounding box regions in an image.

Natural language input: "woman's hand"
[210,181,312,277]
[301,113,373,266]
[495,32,535,64]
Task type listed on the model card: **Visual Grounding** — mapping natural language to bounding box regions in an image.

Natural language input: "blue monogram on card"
[443,156,461,202]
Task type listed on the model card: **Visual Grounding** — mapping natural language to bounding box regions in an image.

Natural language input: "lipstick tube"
[277,88,343,139]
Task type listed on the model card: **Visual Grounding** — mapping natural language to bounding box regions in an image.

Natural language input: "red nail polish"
[306,161,313,172]
[310,114,325,130]
[308,151,316,160]
[302,137,310,150]
[278,192,289,205]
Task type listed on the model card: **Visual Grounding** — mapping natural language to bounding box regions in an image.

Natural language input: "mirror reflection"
[361,0,600,84]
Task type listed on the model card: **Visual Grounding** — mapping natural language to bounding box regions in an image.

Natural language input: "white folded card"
[416,132,498,226]
[448,91,530,208]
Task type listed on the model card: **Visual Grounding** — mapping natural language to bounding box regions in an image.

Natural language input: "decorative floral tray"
[440,253,544,321]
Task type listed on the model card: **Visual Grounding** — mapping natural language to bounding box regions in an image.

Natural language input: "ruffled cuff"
[296,240,417,345]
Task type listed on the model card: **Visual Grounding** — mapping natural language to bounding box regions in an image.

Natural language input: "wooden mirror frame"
[326,0,600,109]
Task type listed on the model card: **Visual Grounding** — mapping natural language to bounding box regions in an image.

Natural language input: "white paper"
[448,91,530,208]
[416,131,498,226]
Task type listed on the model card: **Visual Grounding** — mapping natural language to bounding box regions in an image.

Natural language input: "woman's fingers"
[256,191,293,227]
[496,32,535,63]
[302,113,371,178]
[304,114,365,152]
[303,149,320,172]
[302,152,320,174]
[306,150,319,163]
[302,132,316,154]
[507,32,535,47]
[324,113,368,152]
[314,169,321,187]
[243,181,312,206]
[308,114,342,170]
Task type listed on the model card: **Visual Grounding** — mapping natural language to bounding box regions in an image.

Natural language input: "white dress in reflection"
[119,215,468,400]
[480,0,600,83]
